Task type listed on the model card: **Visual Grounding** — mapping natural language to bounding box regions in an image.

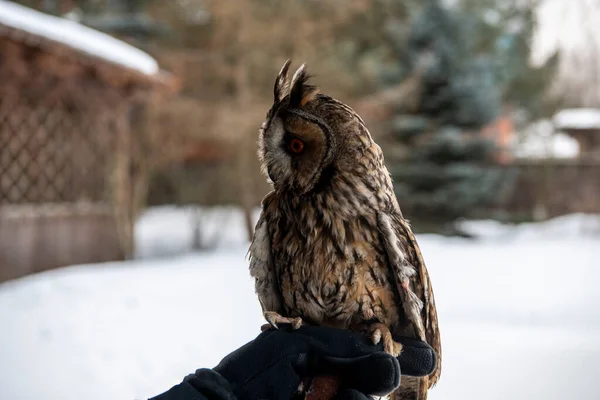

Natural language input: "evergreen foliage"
[380,0,507,225]
[456,0,559,120]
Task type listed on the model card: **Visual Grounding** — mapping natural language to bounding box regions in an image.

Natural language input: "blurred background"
[0,0,599,399]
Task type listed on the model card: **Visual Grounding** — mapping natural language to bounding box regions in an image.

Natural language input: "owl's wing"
[378,212,441,387]
[249,192,284,314]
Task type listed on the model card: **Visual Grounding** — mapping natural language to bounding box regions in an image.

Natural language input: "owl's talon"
[261,323,273,332]
[368,323,403,357]
[291,317,303,330]
[263,311,304,330]
[386,339,403,357]
[371,328,382,345]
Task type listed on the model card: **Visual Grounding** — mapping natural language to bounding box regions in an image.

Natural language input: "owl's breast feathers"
[258,154,399,326]
[269,200,401,329]
[250,143,441,389]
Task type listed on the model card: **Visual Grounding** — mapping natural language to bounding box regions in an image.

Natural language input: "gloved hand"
[151,325,437,400]
[215,325,434,400]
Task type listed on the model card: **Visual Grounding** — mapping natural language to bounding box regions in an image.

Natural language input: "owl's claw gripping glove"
[149,325,437,400]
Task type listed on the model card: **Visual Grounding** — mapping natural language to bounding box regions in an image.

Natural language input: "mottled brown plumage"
[249,60,441,399]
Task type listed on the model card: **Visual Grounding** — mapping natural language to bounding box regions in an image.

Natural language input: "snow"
[0,0,159,75]
[514,119,580,159]
[135,206,261,259]
[554,108,600,130]
[457,213,600,241]
[1,209,599,400]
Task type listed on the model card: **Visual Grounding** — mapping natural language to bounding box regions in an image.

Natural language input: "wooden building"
[0,1,173,282]
[554,108,600,159]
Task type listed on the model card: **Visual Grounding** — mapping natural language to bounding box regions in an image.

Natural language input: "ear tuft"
[289,63,319,108]
[274,59,292,102]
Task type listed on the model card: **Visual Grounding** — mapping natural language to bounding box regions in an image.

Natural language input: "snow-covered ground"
[1,208,599,400]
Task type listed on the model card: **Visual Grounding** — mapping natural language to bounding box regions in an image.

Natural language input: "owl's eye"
[289,138,305,154]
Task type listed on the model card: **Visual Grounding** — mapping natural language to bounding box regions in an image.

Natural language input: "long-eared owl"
[249,60,441,400]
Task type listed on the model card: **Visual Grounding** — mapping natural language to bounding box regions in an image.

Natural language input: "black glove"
[151,325,437,400]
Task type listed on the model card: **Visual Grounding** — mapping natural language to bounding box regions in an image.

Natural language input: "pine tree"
[455,0,559,120]
[384,0,507,230]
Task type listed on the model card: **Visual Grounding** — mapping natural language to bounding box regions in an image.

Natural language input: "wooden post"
[111,101,135,260]
[232,0,256,241]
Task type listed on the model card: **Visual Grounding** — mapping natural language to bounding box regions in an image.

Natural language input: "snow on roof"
[0,0,159,75]
[514,119,580,159]
[553,108,600,130]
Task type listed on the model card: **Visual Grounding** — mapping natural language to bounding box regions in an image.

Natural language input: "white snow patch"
[514,119,580,159]
[135,206,261,259]
[554,108,600,130]
[0,211,599,400]
[136,206,600,258]
[0,0,159,75]
[458,213,600,241]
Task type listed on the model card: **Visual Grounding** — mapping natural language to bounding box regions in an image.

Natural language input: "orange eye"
[289,138,305,154]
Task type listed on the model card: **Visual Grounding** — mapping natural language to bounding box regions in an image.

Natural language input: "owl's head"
[258,60,369,195]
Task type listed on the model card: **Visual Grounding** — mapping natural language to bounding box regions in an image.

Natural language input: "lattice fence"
[0,75,126,206]
[0,72,137,282]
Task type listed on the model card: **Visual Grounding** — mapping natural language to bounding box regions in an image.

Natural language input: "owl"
[249,60,441,400]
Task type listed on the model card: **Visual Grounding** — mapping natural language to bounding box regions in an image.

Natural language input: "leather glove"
[151,325,437,400]
[210,325,436,400]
